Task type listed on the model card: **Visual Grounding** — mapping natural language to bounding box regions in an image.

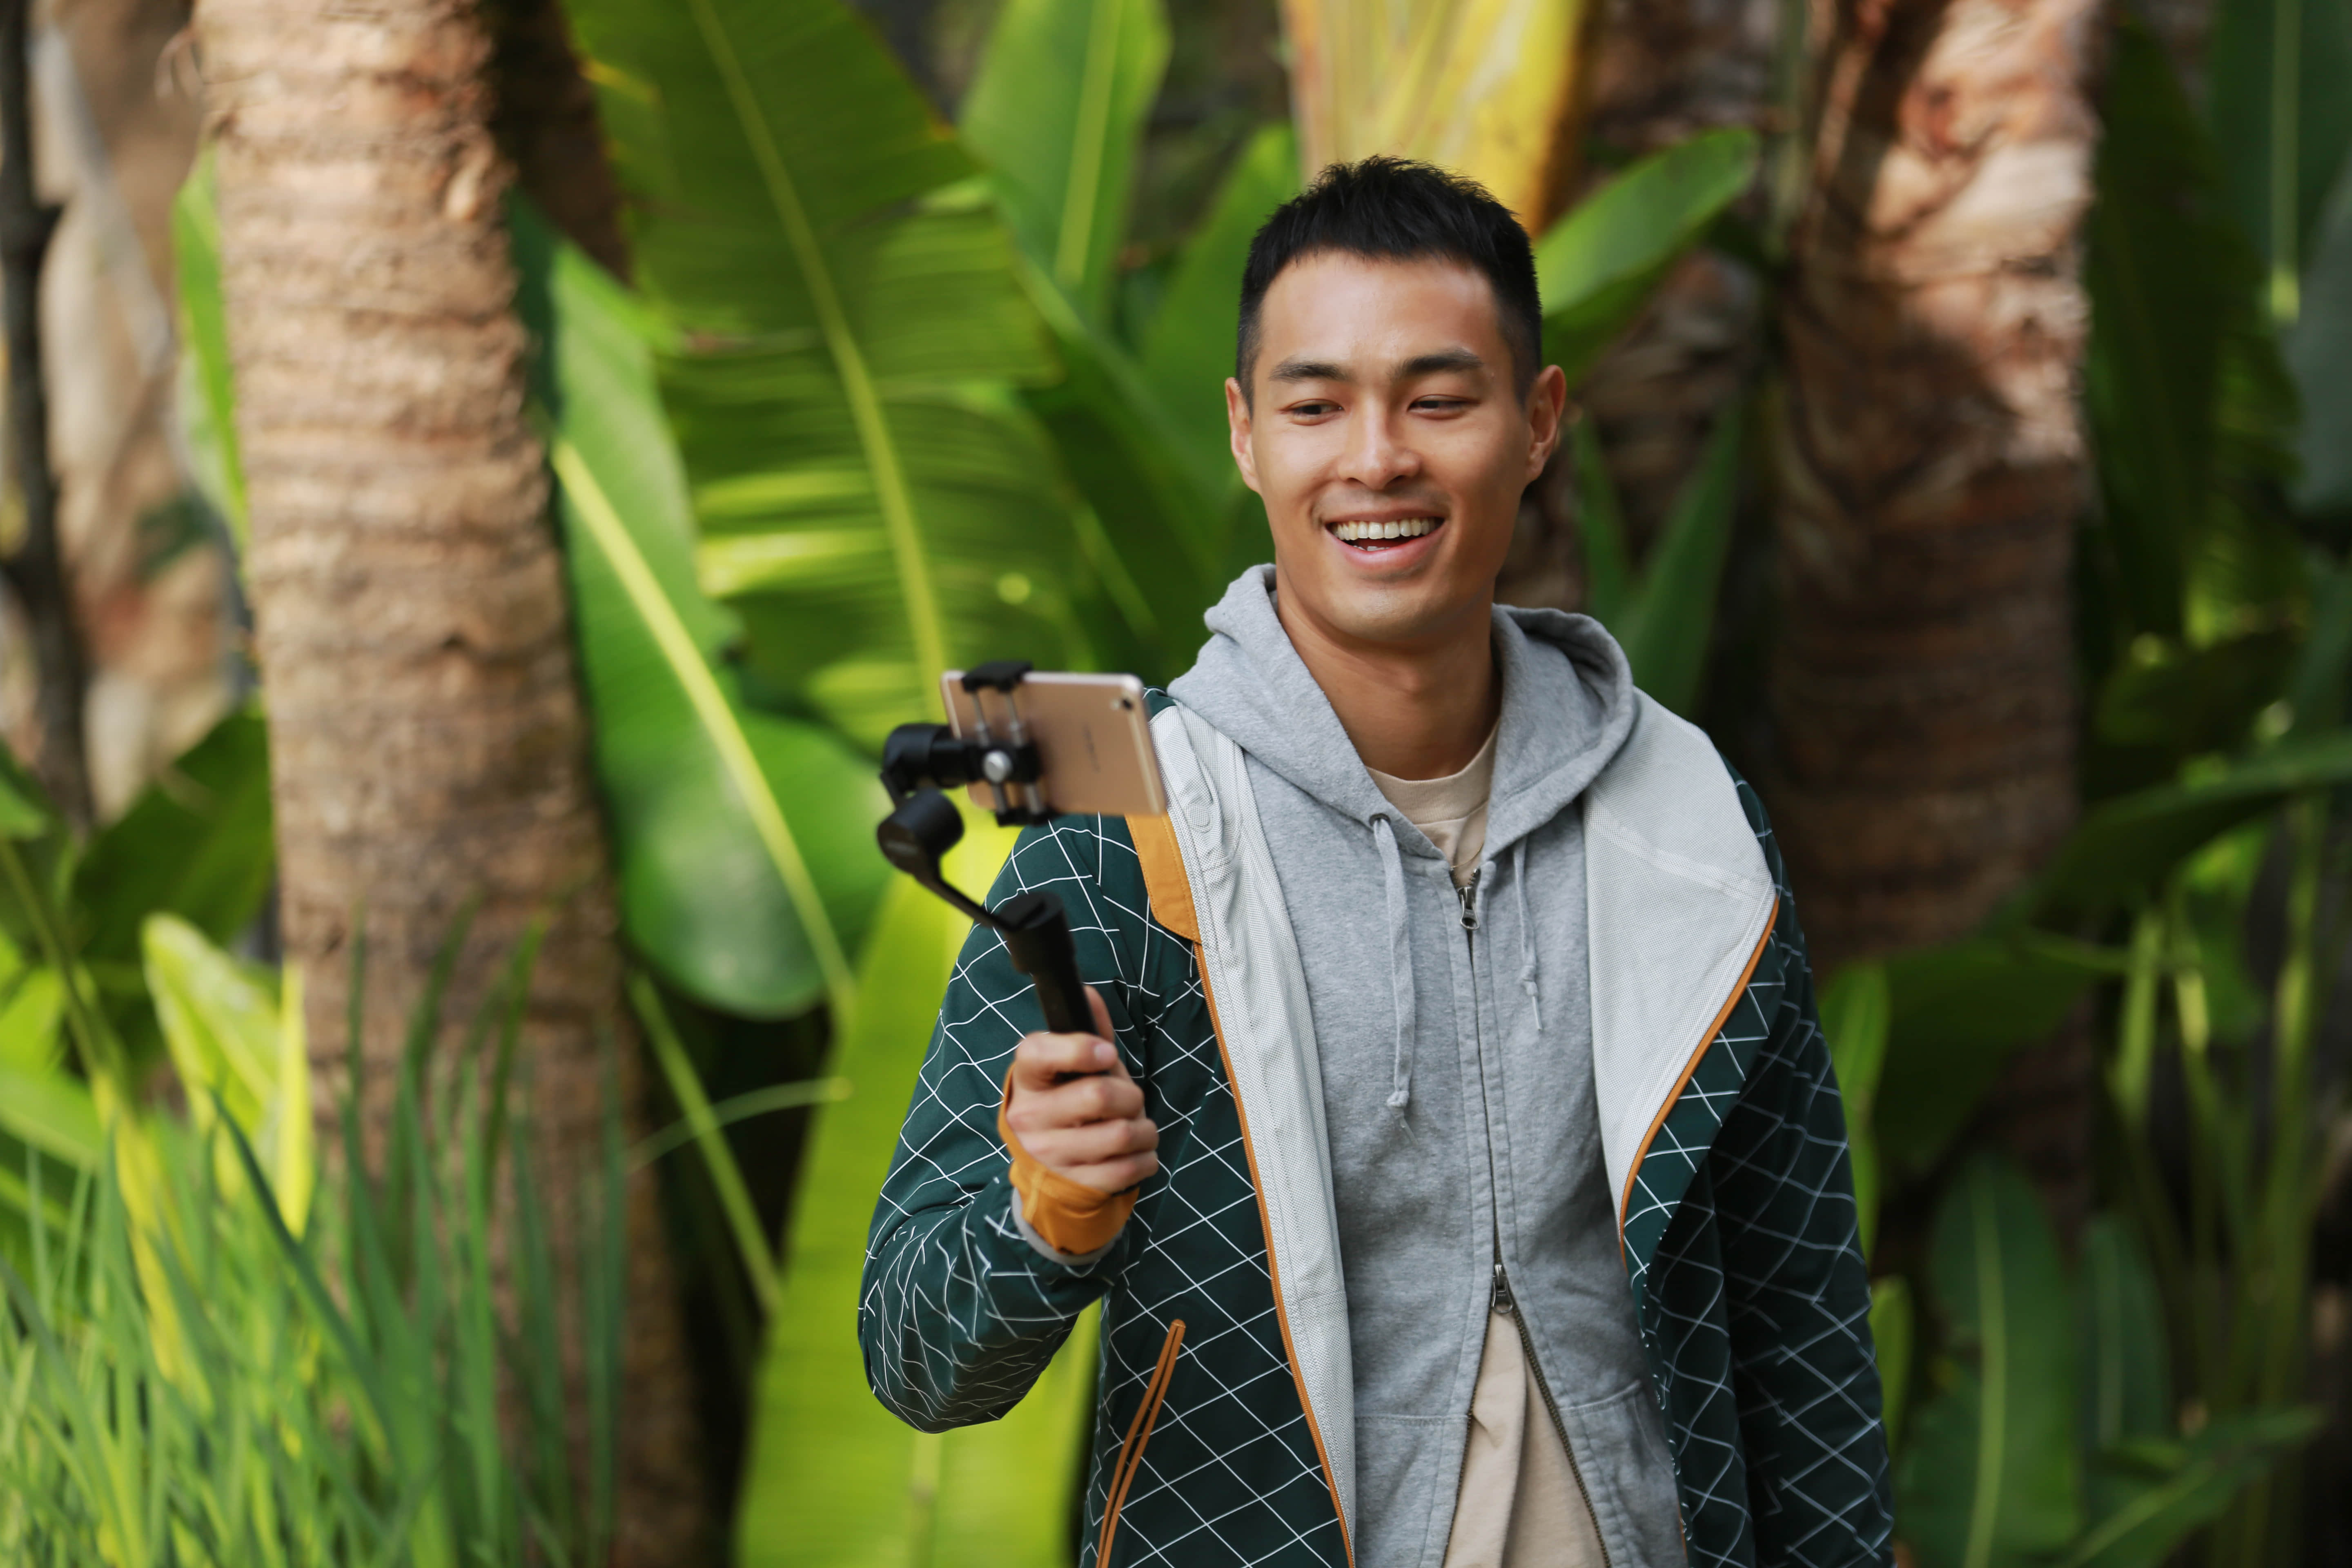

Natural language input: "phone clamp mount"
[875,661,1089,1035]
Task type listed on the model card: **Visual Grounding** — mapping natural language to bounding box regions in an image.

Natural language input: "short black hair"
[1236,156,1542,402]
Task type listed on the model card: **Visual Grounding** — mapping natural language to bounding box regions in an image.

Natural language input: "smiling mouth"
[1328,516,1443,550]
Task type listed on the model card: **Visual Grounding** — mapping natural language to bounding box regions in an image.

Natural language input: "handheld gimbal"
[875,662,1090,1035]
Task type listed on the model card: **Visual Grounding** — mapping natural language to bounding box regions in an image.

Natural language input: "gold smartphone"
[941,670,1168,819]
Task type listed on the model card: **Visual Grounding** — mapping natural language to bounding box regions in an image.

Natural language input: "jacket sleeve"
[858,815,1149,1432]
[1713,781,1897,1568]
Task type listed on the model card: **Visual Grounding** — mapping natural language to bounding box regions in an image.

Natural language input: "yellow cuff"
[998,1075,1138,1257]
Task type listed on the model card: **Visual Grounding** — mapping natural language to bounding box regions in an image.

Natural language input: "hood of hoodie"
[1169,564,1636,861]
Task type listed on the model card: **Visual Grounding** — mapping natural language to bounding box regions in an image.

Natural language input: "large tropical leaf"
[961,0,1169,328]
[1819,962,1888,1255]
[1576,401,1743,716]
[2065,1408,2319,1568]
[73,707,273,970]
[141,913,313,1235]
[2033,728,2352,915]
[734,815,1096,1566]
[2207,0,2352,305]
[565,0,1089,748]
[1899,1158,2082,1568]
[1139,123,1301,496]
[2076,1217,2169,1455]
[1280,0,1597,228]
[171,147,247,553]
[1874,936,2121,1180]
[1535,128,1760,388]
[514,206,881,1018]
[2288,158,2352,510]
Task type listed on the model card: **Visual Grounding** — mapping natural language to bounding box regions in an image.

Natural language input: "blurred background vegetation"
[0,0,2349,1561]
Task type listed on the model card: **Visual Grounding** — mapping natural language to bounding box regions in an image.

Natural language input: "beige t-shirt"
[1365,728,1605,1568]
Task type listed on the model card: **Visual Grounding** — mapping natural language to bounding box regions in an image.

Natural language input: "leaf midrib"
[683,0,949,713]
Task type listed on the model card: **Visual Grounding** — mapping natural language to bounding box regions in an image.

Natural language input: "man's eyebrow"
[1269,357,1349,383]
[1398,347,1487,378]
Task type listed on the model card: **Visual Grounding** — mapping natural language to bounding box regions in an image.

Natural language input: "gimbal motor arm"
[874,665,1091,1036]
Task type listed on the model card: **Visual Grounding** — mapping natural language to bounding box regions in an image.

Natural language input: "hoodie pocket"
[1098,1318,1186,1567]
[1559,1377,1684,1568]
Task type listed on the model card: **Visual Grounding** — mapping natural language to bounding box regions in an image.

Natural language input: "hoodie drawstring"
[1513,839,1542,1033]
[1372,816,1415,1111]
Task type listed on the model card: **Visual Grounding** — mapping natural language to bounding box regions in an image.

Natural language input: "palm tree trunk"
[1767,0,2100,1234]
[1769,0,2096,968]
[191,0,706,1557]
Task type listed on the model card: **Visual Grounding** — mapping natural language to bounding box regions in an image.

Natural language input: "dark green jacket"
[861,694,1892,1568]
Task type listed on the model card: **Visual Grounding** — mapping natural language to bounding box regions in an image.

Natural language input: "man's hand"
[1003,985,1159,1194]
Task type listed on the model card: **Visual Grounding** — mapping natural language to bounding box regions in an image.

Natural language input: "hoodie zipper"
[1460,866,1613,1568]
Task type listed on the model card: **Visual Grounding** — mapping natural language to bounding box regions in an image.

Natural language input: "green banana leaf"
[1898,1157,2082,1568]
[564,0,1091,749]
[960,0,1169,328]
[2288,162,2352,510]
[73,707,274,971]
[1571,401,1744,717]
[2064,1408,2320,1568]
[1819,962,1888,1256]
[1139,123,1301,498]
[514,205,882,1018]
[2033,728,2352,916]
[170,147,247,554]
[2082,20,2305,659]
[2207,0,2352,302]
[736,815,1096,1567]
[1534,128,1759,389]
[2076,1217,2169,1455]
[1016,263,1223,685]
[1874,935,2123,1181]
[142,912,313,1235]
[1871,1275,1914,1453]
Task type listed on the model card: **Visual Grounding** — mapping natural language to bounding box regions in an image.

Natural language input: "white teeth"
[1333,518,1438,543]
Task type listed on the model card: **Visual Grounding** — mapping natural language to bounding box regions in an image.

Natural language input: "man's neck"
[1272,581,1499,781]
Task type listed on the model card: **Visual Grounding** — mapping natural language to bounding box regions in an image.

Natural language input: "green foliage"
[1572,401,1744,716]
[1902,1158,2083,1568]
[0,924,622,1568]
[1820,962,1888,1254]
[564,0,1091,748]
[169,146,246,552]
[1138,124,1300,503]
[2207,0,2352,306]
[1534,128,1760,388]
[514,207,886,1018]
[961,0,1170,328]
[1897,1161,2311,1568]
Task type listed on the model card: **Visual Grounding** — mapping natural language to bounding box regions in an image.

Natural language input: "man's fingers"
[1025,1114,1158,1169]
[1085,984,1114,1042]
[1011,1029,1118,1089]
[1061,1150,1160,1195]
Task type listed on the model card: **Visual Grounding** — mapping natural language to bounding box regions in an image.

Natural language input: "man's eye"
[1289,400,1339,417]
[1414,397,1469,412]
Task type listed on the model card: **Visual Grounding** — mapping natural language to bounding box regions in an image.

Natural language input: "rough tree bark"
[1770,0,2096,968]
[190,0,707,1557]
[1768,0,2100,1234]
[0,0,92,832]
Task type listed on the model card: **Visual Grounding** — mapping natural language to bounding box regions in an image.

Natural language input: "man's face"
[1226,252,1566,650]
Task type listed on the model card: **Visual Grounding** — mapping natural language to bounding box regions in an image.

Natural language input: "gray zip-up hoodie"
[1169,566,1684,1568]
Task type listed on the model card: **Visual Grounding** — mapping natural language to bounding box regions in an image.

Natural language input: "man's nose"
[1341,406,1421,489]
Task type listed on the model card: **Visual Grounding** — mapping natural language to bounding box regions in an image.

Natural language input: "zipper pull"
[1491,1263,1515,1315]
[1458,871,1480,933]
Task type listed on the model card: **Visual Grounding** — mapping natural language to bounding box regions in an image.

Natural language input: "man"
[861,158,1891,1568]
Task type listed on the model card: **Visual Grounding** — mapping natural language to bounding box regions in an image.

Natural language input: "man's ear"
[1526,363,1569,481]
[1226,376,1263,494]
